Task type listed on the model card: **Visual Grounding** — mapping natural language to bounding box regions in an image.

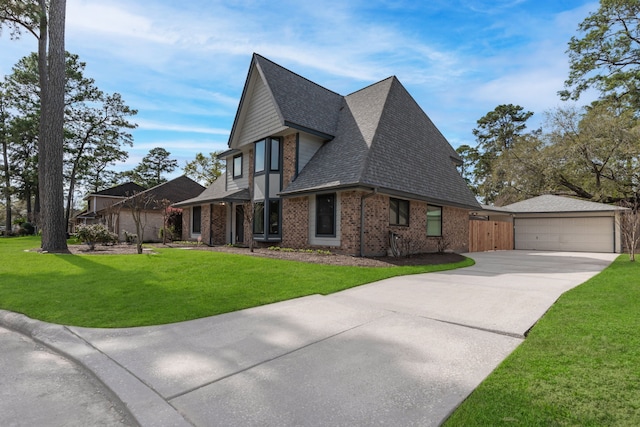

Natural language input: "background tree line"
[458,0,640,207]
[0,51,223,236]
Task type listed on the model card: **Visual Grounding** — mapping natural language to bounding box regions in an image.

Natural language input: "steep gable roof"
[281,76,479,209]
[228,54,343,147]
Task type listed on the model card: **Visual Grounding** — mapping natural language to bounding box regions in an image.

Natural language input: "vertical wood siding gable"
[237,75,283,147]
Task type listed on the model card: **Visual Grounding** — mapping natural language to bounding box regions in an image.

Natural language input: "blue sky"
[0,0,598,181]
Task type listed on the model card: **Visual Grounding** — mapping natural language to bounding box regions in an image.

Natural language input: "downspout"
[360,188,378,257]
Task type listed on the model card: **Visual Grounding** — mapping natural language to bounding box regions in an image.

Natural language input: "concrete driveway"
[1,251,617,426]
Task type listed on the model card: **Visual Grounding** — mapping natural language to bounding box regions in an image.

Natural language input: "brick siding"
[282,133,297,189]
[282,196,309,248]
[212,204,227,245]
[278,191,469,256]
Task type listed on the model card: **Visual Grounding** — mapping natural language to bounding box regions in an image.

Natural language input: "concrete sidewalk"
[0,251,617,426]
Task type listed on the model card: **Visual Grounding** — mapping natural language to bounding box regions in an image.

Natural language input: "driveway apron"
[62,251,616,426]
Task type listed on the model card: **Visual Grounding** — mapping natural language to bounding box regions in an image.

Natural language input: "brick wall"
[181,208,190,241]
[212,204,227,245]
[282,133,297,189]
[282,196,309,248]
[339,191,364,254]
[201,204,211,244]
[274,190,470,256]
[442,205,469,253]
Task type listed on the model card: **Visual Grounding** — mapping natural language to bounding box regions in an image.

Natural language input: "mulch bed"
[60,243,465,267]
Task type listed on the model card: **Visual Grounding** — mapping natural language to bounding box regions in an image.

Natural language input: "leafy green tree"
[455,144,480,195]
[183,151,224,185]
[1,0,68,252]
[5,52,137,231]
[471,104,534,204]
[561,0,640,109]
[63,90,136,229]
[544,103,640,202]
[128,147,178,188]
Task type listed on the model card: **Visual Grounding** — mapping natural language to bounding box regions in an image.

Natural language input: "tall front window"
[255,140,265,173]
[233,154,243,178]
[192,206,201,234]
[253,202,264,234]
[427,205,442,236]
[270,138,280,171]
[316,193,336,236]
[389,198,409,226]
[269,200,280,235]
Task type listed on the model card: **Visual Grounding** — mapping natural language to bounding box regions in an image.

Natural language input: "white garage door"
[515,217,614,252]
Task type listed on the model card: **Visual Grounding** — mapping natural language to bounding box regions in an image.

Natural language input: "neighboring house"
[72,182,145,232]
[175,53,480,256]
[105,176,204,242]
[473,195,627,253]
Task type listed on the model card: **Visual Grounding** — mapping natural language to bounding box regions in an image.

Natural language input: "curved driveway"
[1,251,617,426]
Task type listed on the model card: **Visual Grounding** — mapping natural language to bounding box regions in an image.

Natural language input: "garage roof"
[501,195,626,213]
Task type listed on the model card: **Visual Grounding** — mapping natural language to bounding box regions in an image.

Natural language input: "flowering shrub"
[76,224,118,250]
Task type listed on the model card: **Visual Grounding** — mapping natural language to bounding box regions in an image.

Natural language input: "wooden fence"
[469,220,513,252]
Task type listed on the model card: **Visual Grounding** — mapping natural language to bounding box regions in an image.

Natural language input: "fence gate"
[469,220,513,252]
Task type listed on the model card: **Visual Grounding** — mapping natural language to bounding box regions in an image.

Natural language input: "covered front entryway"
[514,216,615,253]
[234,205,244,244]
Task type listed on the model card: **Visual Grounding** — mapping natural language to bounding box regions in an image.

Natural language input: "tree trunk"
[1,99,11,235]
[39,0,68,252]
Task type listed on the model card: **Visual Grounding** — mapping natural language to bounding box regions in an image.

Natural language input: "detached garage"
[502,195,625,253]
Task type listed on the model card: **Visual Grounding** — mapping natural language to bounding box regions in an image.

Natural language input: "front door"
[235,205,244,243]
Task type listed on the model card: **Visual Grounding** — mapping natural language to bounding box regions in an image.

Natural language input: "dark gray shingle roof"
[90,182,145,198]
[501,195,624,213]
[280,76,479,209]
[253,54,343,138]
[112,176,205,210]
[173,178,250,207]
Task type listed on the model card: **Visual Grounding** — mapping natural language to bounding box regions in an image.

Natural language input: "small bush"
[76,224,119,250]
[21,222,35,235]
[123,231,137,245]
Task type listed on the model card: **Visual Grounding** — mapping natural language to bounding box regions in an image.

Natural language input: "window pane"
[253,202,264,234]
[192,206,201,233]
[233,155,242,178]
[316,194,335,236]
[399,200,409,225]
[270,138,280,171]
[269,200,280,235]
[427,206,442,236]
[389,199,398,224]
[255,140,265,173]
[389,198,409,226]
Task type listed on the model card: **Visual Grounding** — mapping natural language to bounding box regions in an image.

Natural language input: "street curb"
[0,310,192,427]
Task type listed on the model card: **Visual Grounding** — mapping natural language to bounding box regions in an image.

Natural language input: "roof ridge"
[345,75,396,98]
[353,78,395,184]
[253,53,342,97]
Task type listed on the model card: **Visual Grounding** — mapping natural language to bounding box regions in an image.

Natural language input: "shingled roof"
[173,178,250,208]
[277,74,478,209]
[89,182,145,198]
[112,175,205,210]
[228,54,343,145]
[501,195,625,213]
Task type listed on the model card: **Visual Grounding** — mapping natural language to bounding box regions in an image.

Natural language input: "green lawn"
[0,236,473,328]
[445,255,640,426]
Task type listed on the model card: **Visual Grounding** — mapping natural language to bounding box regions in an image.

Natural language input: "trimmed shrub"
[76,224,118,250]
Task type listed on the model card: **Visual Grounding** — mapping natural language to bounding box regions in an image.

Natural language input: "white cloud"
[135,120,230,135]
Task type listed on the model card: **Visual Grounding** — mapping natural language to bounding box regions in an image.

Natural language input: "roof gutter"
[360,188,378,257]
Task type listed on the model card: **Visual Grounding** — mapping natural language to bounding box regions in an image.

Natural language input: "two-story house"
[175,54,480,256]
